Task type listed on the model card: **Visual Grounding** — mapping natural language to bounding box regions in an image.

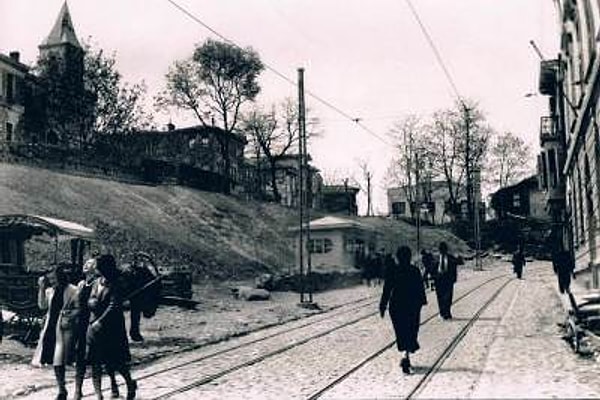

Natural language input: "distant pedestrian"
[87,254,137,400]
[32,264,80,400]
[373,250,386,286]
[420,249,436,291]
[379,245,427,374]
[553,248,575,294]
[434,242,461,320]
[512,244,526,279]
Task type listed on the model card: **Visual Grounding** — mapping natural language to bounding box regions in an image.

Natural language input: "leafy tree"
[25,40,153,149]
[157,39,264,193]
[487,131,532,189]
[29,52,92,148]
[84,44,154,137]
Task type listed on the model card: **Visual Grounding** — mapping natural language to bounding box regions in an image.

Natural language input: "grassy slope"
[0,163,470,279]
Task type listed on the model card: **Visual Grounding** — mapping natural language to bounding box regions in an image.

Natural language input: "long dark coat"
[380,260,427,353]
[86,278,131,368]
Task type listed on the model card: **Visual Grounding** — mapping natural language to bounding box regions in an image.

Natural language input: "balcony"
[539,59,559,96]
[540,116,558,144]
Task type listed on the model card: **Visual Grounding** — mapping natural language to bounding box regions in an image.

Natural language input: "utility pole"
[415,150,421,255]
[463,103,472,226]
[297,67,315,306]
[366,171,373,216]
[473,166,482,270]
[297,68,305,304]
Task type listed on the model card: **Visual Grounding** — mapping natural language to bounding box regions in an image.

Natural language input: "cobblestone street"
[9,260,600,399]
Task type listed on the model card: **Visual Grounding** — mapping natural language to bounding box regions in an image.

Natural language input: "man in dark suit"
[434,242,461,320]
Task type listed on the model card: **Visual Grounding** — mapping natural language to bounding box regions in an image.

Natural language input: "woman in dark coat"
[87,254,137,399]
[379,246,427,374]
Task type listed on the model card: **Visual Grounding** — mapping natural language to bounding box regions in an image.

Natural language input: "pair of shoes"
[400,357,411,374]
[55,391,67,400]
[130,332,144,342]
[127,380,137,400]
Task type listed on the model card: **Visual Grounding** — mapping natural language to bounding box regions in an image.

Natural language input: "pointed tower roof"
[40,2,81,49]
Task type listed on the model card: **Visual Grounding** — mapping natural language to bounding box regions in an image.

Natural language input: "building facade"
[387,181,465,225]
[321,184,360,216]
[490,175,549,221]
[289,216,378,273]
[0,52,28,144]
[543,1,600,285]
[250,154,323,209]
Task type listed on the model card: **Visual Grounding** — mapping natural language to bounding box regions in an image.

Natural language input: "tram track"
[142,272,509,400]
[78,293,379,399]
[307,276,513,400]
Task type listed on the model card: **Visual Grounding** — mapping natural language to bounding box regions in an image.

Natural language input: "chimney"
[167,122,175,131]
[9,51,20,62]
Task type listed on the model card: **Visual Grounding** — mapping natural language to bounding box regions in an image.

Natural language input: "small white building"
[388,181,462,225]
[289,216,378,273]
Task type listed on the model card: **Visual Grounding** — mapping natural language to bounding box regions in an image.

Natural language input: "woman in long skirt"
[379,245,427,374]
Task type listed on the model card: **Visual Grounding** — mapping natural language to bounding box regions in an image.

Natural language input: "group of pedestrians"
[33,253,137,400]
[379,241,462,374]
[356,250,387,286]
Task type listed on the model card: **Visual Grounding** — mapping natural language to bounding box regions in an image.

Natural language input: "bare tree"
[386,114,436,219]
[487,131,532,189]
[242,98,320,202]
[423,100,490,219]
[355,159,375,216]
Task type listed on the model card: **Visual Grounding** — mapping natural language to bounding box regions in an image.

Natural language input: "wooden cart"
[0,214,94,343]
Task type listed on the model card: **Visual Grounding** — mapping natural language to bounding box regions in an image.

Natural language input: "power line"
[404,0,464,104]
[165,0,392,146]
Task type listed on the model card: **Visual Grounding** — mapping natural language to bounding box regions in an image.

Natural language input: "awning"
[0,214,95,239]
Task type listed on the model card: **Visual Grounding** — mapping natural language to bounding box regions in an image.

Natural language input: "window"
[548,149,558,188]
[541,152,548,189]
[344,238,364,253]
[6,123,13,142]
[513,193,521,209]
[5,73,14,103]
[308,238,333,254]
[392,201,406,216]
[578,170,585,242]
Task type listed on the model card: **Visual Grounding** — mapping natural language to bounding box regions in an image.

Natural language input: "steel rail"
[307,277,513,400]
[150,273,508,399]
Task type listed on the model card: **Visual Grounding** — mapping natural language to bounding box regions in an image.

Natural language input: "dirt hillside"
[0,163,470,280]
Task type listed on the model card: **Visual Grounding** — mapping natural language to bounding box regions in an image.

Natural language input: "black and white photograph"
[1,1,600,399]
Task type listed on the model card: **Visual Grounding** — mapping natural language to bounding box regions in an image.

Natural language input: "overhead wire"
[404,0,465,106]
[165,0,393,146]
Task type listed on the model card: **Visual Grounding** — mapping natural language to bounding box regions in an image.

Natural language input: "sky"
[0,0,559,215]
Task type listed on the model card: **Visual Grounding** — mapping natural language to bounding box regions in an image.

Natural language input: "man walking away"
[420,249,436,291]
[553,248,575,294]
[512,244,526,280]
[434,242,461,320]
